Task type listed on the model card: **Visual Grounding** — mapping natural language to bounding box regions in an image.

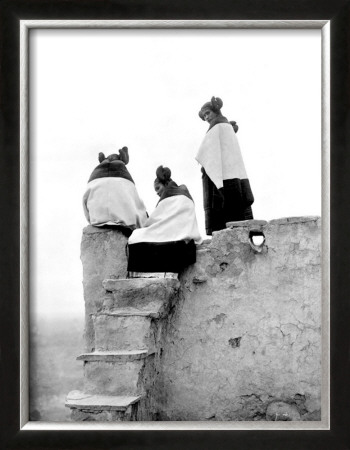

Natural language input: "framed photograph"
[1,1,349,449]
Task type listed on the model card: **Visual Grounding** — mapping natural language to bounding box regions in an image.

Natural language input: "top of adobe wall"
[227,216,320,227]
[82,216,321,246]
[198,216,321,247]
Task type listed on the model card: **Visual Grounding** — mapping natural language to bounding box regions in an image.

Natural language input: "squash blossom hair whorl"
[198,96,223,120]
[155,165,172,185]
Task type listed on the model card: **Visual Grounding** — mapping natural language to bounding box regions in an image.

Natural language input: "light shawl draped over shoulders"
[83,160,147,230]
[128,182,202,245]
[127,182,202,273]
[195,122,248,190]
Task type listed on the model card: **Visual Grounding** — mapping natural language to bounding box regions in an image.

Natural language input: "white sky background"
[29,28,322,318]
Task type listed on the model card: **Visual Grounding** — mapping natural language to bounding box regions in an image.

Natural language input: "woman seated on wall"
[83,147,148,236]
[127,166,203,274]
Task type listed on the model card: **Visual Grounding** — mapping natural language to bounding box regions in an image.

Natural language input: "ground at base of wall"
[157,401,321,422]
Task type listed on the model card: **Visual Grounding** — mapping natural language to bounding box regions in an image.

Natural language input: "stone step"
[66,390,141,411]
[101,277,179,318]
[83,358,148,396]
[103,277,179,291]
[77,349,152,362]
[65,390,141,421]
[93,314,155,352]
[101,308,161,318]
[226,219,268,229]
[128,272,178,279]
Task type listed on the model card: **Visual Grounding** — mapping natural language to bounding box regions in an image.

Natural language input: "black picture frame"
[1,0,349,449]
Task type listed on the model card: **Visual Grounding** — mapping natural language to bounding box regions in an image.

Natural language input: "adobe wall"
[80,226,128,351]
[80,217,322,421]
[159,217,322,420]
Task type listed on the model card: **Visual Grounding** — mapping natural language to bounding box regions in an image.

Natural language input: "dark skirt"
[127,240,196,273]
[202,170,254,235]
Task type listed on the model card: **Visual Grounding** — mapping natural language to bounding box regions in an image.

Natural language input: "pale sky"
[29,28,322,318]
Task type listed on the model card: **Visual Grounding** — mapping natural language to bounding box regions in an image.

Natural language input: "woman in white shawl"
[83,148,148,236]
[196,96,254,235]
[127,166,202,273]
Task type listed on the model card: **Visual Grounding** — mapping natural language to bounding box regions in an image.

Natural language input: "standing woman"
[127,166,202,274]
[196,96,254,236]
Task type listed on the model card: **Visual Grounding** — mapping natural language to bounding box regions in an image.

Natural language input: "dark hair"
[199,96,223,120]
[210,96,223,112]
[155,165,172,185]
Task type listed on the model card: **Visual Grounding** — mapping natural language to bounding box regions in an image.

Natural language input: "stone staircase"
[66,276,179,421]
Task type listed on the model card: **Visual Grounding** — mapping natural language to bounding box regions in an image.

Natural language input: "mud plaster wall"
[159,217,322,421]
[81,226,128,352]
[80,217,322,421]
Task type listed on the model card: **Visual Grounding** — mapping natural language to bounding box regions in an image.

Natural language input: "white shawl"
[83,177,148,228]
[128,195,202,245]
[195,122,248,190]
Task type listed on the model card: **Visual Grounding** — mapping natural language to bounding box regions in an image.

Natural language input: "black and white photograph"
[27,24,327,426]
[3,0,350,446]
